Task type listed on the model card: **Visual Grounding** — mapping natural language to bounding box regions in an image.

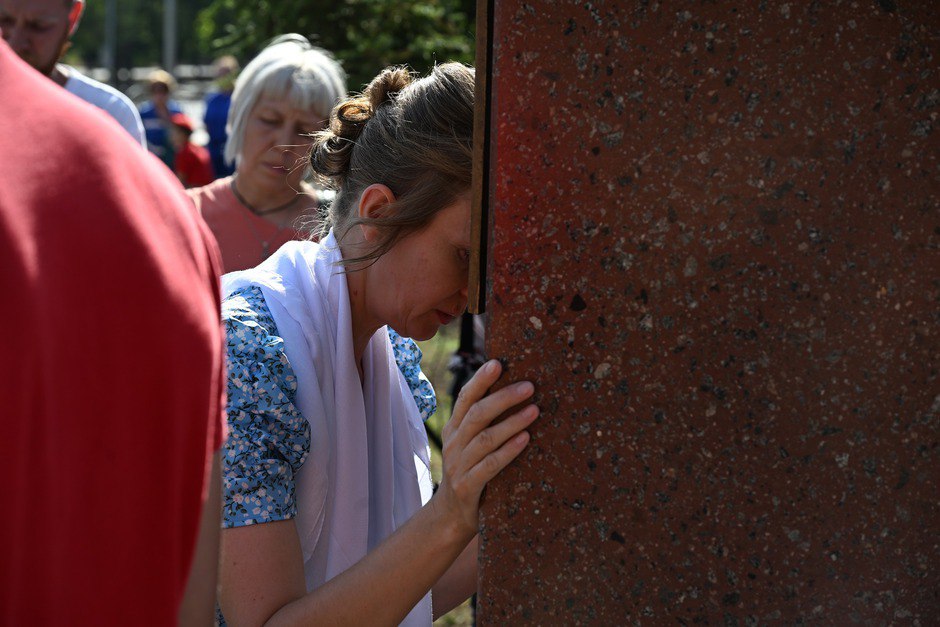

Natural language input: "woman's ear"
[357,184,396,242]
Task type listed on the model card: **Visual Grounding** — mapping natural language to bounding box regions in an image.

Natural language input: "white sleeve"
[108,98,148,149]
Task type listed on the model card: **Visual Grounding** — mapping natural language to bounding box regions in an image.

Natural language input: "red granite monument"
[476,1,938,623]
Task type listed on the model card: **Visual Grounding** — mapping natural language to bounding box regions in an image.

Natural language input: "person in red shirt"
[171,111,216,188]
[0,39,225,625]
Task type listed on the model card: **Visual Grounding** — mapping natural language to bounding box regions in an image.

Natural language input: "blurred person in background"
[171,112,215,188]
[0,38,223,625]
[204,54,240,179]
[0,0,146,147]
[187,34,345,273]
[139,68,183,167]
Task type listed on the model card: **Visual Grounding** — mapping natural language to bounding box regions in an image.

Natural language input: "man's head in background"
[0,0,84,77]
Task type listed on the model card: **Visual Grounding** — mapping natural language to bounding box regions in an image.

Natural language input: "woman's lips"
[436,310,456,325]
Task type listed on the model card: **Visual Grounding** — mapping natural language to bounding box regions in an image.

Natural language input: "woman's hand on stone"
[434,359,539,537]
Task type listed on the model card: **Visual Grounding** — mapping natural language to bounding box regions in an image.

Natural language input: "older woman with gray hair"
[188,34,346,272]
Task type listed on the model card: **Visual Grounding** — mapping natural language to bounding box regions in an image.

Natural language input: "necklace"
[241,216,273,261]
[229,177,315,262]
[230,177,299,216]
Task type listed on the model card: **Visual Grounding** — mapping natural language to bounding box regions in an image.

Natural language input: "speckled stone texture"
[478,1,938,624]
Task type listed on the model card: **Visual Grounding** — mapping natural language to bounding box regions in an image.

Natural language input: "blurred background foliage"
[70,0,476,90]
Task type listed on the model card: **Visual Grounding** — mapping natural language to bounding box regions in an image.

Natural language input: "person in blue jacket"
[203,55,239,179]
[139,69,182,167]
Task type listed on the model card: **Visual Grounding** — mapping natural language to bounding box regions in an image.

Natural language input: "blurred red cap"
[170,112,194,133]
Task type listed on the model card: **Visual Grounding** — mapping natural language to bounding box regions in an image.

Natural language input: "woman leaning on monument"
[215,62,539,625]
[188,34,345,273]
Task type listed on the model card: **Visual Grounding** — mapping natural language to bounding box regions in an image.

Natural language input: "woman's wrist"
[426,490,478,547]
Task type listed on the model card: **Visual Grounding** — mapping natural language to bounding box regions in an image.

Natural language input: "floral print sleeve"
[221,286,309,528]
[219,288,435,532]
[388,327,437,422]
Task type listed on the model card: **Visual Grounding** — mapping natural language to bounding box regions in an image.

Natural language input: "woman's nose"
[271,131,298,163]
[277,125,298,150]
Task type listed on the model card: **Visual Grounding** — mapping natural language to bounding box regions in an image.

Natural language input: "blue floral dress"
[221,285,436,529]
[217,286,436,623]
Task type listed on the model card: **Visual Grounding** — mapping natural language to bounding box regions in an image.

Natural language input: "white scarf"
[223,232,434,625]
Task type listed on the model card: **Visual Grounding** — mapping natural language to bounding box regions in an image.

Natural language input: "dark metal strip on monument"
[469,0,494,315]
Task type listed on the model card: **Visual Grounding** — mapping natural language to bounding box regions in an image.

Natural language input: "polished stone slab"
[479,2,938,623]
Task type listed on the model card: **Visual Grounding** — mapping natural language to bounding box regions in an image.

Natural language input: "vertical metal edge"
[471,1,495,622]
[468,0,493,315]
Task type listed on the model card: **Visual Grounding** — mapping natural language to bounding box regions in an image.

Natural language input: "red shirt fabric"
[0,41,225,624]
[188,176,318,272]
[175,140,216,188]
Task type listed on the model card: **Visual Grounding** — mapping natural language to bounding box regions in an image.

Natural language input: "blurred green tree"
[69,0,216,70]
[68,1,476,92]
[194,0,476,89]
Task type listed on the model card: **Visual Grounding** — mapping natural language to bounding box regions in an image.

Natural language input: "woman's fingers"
[460,403,540,470]
[454,380,535,444]
[463,381,535,430]
[436,357,540,532]
[447,378,537,450]
[437,405,536,529]
[462,427,532,491]
[446,359,503,436]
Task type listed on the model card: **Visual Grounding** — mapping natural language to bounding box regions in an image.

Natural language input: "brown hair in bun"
[309,62,474,265]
